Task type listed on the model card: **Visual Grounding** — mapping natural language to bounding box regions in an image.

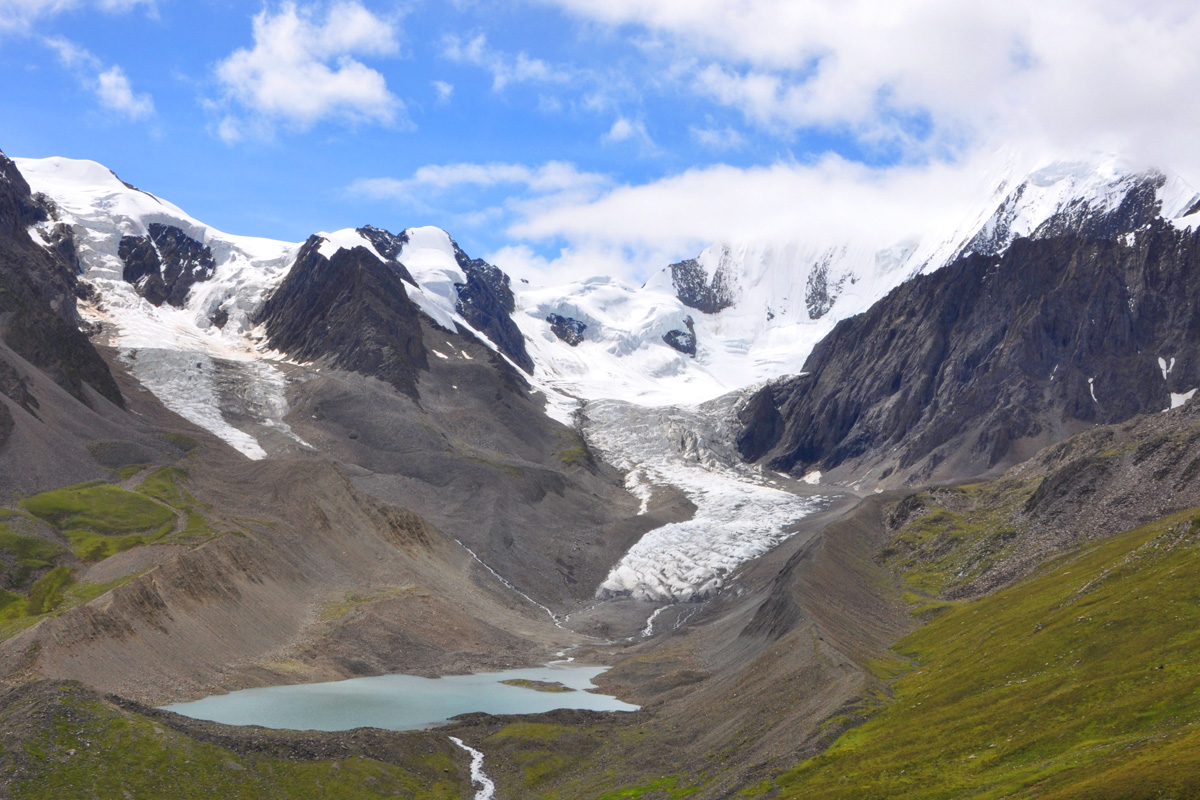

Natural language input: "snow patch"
[802,470,822,485]
[1170,389,1197,410]
[1159,356,1176,380]
[316,229,383,262]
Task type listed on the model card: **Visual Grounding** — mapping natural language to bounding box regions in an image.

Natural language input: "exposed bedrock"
[740,221,1200,484]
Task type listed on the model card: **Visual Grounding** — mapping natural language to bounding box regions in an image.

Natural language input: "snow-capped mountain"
[12,150,1199,602]
[512,153,1199,409]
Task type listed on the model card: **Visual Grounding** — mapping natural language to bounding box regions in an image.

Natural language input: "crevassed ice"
[583,394,825,602]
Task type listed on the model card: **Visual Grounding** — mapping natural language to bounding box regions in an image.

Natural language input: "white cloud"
[432,80,454,103]
[690,123,744,151]
[487,241,676,286]
[442,33,570,91]
[214,1,403,139]
[44,36,154,121]
[350,160,610,200]
[355,151,1031,286]
[0,0,154,32]
[537,0,1200,177]
[96,65,154,119]
[604,117,649,144]
[512,154,1021,252]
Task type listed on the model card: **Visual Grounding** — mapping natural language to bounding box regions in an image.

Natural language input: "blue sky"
[4,0,1200,282]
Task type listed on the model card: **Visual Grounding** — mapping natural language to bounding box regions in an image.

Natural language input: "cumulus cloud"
[214,1,403,141]
[0,0,154,32]
[95,65,154,119]
[537,0,1200,177]
[45,36,154,120]
[442,33,570,91]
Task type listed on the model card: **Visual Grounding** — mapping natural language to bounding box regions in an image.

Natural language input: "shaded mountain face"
[450,242,535,374]
[257,237,429,400]
[669,254,738,314]
[739,218,1200,483]
[119,223,216,308]
[0,150,121,416]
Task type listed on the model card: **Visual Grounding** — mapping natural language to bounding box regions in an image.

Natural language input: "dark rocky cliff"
[119,223,215,307]
[257,237,429,399]
[0,151,122,418]
[450,241,534,374]
[739,218,1200,483]
[668,254,737,314]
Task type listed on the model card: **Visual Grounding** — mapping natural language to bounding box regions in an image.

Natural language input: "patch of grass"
[175,511,217,543]
[158,431,198,451]
[0,525,66,572]
[318,587,418,622]
[136,466,194,508]
[61,521,175,563]
[116,463,151,481]
[594,775,702,799]
[7,684,468,800]
[771,507,1200,799]
[0,587,22,613]
[22,484,174,536]
[24,566,73,616]
[501,679,575,693]
[66,573,140,607]
[21,483,176,563]
[557,447,589,467]
[881,480,1034,597]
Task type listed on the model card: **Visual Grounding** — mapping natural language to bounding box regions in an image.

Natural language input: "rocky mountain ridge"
[738,212,1200,486]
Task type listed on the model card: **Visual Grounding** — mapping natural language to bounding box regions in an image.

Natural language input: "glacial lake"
[160,664,638,732]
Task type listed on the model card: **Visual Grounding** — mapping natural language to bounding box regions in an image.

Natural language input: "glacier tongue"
[120,349,305,459]
[582,393,827,602]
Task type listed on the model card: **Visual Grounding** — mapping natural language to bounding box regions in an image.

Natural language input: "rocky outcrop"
[739,219,1200,483]
[357,226,416,285]
[451,242,534,373]
[669,253,737,314]
[0,151,122,409]
[119,223,215,307]
[546,313,587,346]
[663,316,697,357]
[966,171,1170,258]
[804,249,846,320]
[257,237,428,399]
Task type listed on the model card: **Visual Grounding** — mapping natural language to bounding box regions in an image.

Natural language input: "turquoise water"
[160,664,638,732]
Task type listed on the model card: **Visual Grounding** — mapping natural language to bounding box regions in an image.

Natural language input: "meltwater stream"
[161,664,636,732]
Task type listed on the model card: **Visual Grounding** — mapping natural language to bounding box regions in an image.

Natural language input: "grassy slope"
[772,508,1200,799]
[0,682,469,800]
[0,469,223,635]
